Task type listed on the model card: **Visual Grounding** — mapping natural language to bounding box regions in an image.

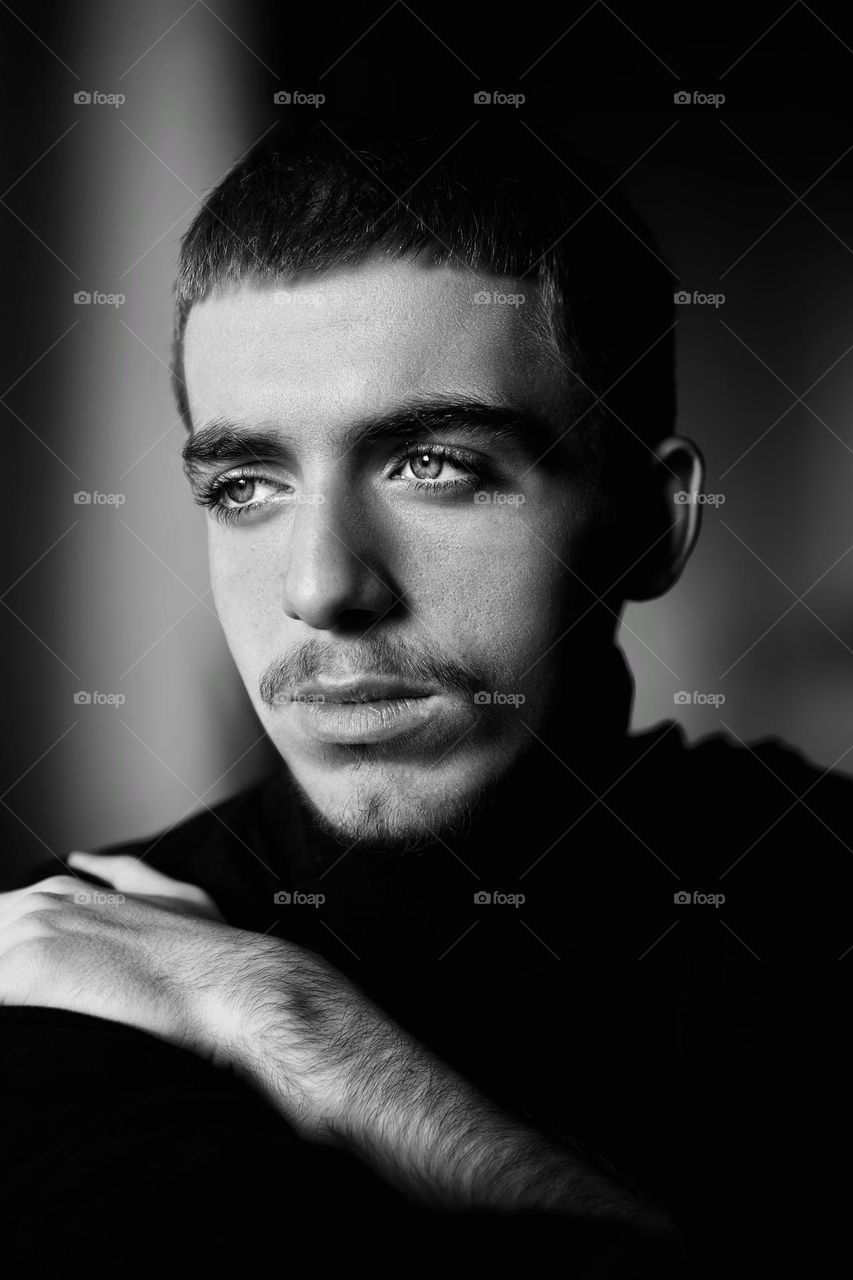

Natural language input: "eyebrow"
[181,397,564,483]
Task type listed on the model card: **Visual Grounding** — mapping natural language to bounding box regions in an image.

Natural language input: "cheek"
[206,496,597,688]
[391,504,593,676]
[208,529,282,669]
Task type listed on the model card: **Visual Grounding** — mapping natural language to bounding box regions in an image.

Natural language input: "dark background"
[2,0,852,878]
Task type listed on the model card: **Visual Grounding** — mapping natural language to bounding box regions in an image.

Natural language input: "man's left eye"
[391,447,479,486]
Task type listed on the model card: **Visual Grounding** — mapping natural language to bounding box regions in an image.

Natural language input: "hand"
[0,856,254,1063]
[0,854,377,1138]
[0,858,675,1242]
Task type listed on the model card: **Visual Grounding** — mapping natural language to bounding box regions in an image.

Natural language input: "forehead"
[182,257,566,428]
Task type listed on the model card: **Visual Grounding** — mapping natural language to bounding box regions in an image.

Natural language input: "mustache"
[258,635,475,710]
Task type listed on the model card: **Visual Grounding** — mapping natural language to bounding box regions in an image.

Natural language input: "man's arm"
[1,853,679,1253]
[200,926,674,1241]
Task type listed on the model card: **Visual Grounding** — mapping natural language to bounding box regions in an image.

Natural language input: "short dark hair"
[172,110,676,471]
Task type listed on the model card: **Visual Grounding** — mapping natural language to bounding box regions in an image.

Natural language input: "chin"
[289,767,487,854]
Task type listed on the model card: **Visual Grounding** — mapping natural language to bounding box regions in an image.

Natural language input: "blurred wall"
[2,0,279,878]
[2,1,851,880]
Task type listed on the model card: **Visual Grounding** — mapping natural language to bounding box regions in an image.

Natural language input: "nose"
[280,489,397,631]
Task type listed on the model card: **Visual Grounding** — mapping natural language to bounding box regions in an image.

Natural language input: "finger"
[66,852,223,919]
[67,852,190,894]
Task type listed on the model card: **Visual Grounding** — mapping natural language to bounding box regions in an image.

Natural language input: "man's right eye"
[194,469,292,524]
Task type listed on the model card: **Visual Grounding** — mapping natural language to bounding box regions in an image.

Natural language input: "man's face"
[182,257,610,848]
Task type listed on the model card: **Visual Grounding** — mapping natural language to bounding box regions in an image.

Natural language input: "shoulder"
[622,721,853,958]
[623,718,852,813]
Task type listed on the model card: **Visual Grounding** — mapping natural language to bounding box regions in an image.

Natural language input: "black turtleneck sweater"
[2,648,850,1274]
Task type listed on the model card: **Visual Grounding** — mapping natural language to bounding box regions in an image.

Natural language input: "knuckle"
[33,876,78,895]
[17,906,62,933]
[0,931,56,977]
[24,891,65,912]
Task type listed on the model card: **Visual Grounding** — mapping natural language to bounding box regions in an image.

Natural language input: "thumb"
[66,851,224,921]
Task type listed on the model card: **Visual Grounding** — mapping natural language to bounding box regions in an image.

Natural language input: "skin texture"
[182,255,703,850]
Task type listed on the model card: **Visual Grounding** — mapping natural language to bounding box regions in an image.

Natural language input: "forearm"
[234,987,672,1235]
[334,1026,669,1230]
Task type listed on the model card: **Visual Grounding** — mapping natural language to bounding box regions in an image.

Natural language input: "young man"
[1,113,849,1274]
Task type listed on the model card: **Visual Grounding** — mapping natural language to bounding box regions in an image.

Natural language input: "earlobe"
[622,435,706,603]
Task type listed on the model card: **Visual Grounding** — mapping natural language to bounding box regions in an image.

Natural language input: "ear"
[622,435,705,602]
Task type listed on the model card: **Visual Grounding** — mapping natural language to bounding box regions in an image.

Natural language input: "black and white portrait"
[2,4,851,1274]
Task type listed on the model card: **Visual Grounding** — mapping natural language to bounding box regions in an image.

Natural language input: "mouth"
[286,677,439,705]
[280,677,452,746]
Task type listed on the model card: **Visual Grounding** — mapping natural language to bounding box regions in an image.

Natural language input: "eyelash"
[195,443,491,526]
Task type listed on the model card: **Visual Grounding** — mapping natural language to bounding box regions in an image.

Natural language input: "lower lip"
[288,695,447,744]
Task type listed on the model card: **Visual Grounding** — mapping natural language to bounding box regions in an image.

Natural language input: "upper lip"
[288,677,437,704]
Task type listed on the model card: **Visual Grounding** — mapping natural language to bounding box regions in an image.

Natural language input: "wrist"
[223,936,375,1142]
